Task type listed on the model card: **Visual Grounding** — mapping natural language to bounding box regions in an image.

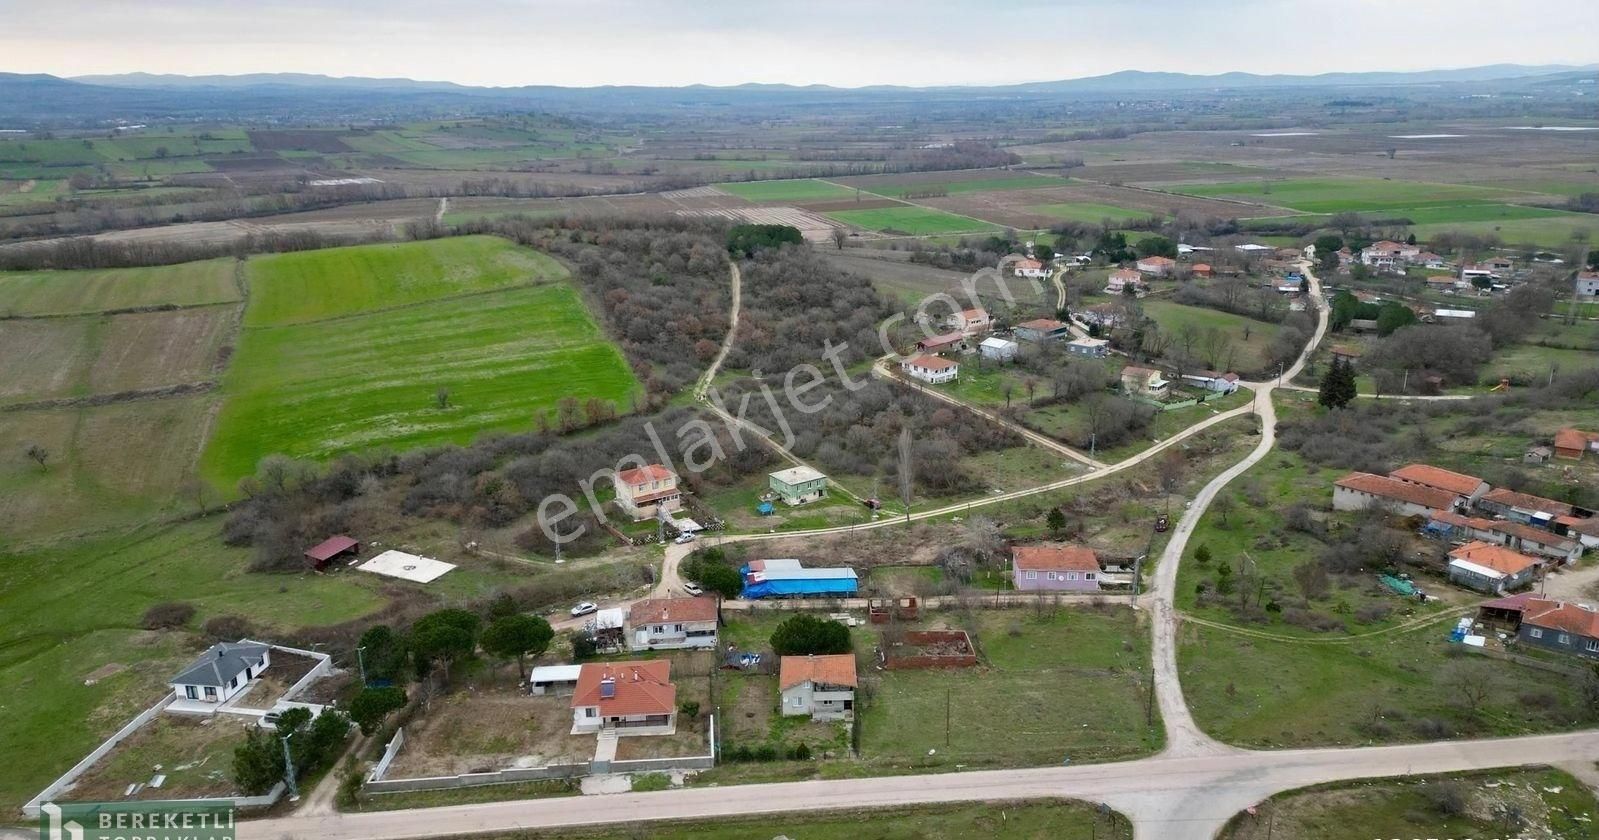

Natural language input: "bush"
[350,686,408,736]
[1421,781,1469,817]
[1411,718,1453,739]
[678,700,701,720]
[788,742,812,761]
[769,614,852,656]
[629,772,671,792]
[141,602,195,630]
[203,615,254,641]
[752,744,779,762]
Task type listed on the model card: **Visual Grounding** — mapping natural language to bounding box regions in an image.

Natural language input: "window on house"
[1560,634,1572,645]
[585,708,597,718]
[204,687,217,700]
[1586,639,1599,653]
[1025,571,1037,580]
[1066,572,1078,581]
[791,696,803,707]
[1086,573,1096,580]
[1530,628,1544,639]
[1044,572,1056,581]
[185,686,197,700]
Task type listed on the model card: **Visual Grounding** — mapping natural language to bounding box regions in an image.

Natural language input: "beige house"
[780,654,857,721]
[613,464,682,521]
[945,308,992,336]
[1120,366,1170,400]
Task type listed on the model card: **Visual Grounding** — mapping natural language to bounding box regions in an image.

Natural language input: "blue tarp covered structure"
[741,558,858,599]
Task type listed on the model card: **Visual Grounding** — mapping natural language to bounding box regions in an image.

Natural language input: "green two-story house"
[769,466,828,506]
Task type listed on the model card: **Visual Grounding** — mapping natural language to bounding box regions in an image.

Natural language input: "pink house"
[1011,545,1101,592]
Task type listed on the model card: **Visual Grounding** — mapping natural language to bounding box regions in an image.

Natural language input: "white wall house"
[979,336,1019,362]
[902,354,958,384]
[613,464,682,521]
[779,655,857,722]
[169,642,271,709]
[570,661,677,736]
[626,596,719,651]
[1332,472,1454,518]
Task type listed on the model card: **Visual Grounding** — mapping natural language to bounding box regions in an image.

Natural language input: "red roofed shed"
[304,535,360,571]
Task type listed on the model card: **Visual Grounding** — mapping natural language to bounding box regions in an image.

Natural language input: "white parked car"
[569,602,598,617]
[673,532,697,544]
[682,582,704,596]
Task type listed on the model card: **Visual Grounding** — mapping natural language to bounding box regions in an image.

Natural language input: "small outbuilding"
[979,336,1019,362]
[304,535,360,571]
[528,664,582,696]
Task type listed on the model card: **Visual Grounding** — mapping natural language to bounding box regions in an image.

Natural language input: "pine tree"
[1318,357,1344,409]
[1335,357,1359,406]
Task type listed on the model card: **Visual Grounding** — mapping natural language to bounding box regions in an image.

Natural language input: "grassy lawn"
[203,281,640,487]
[861,608,1163,769]
[1028,202,1155,223]
[1167,177,1527,213]
[702,472,874,534]
[1221,768,1598,840]
[717,178,856,202]
[0,519,386,809]
[1410,214,1599,249]
[826,206,1001,235]
[1142,300,1285,375]
[1181,621,1599,749]
[481,800,1130,839]
[0,258,239,317]
[243,235,561,327]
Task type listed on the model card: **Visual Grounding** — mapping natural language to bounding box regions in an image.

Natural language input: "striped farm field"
[826,205,1001,235]
[717,179,857,202]
[861,174,1066,198]
[0,259,239,317]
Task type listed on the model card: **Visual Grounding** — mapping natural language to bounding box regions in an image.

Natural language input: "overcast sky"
[4,0,1595,87]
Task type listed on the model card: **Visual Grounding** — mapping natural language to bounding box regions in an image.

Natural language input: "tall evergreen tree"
[1319,357,1356,409]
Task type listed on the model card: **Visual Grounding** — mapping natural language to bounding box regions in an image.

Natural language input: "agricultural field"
[826,205,1001,235]
[1166,177,1531,214]
[849,174,1068,198]
[242,235,558,326]
[1220,769,1598,840]
[0,258,239,317]
[1141,300,1286,375]
[716,178,856,203]
[203,280,640,487]
[1409,213,1599,249]
[1028,201,1154,224]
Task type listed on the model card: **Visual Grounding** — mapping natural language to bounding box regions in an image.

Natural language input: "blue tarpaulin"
[740,562,858,599]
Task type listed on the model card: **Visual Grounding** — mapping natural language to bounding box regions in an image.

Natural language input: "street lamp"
[280,731,299,800]
[356,645,367,687]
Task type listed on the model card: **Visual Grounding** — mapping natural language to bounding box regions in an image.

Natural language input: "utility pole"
[280,732,299,799]
[945,687,951,747]
[356,646,367,687]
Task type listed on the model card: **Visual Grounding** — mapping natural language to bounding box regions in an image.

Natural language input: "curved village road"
[252,259,1591,840]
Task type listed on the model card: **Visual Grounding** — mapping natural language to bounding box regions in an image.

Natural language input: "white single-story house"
[780,654,857,721]
[570,660,676,736]
[1447,541,1540,595]
[978,336,1019,362]
[627,596,719,652]
[1181,371,1239,394]
[169,641,271,709]
[529,664,582,696]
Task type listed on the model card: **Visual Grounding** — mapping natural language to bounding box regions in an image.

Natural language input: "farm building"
[1333,472,1454,517]
[570,660,676,736]
[769,465,828,505]
[779,654,857,722]
[627,596,719,651]
[741,558,858,599]
[902,354,959,384]
[1190,263,1213,278]
[1447,541,1540,595]
[1554,428,1599,460]
[169,641,271,710]
[303,535,360,571]
[1066,337,1110,358]
[1011,544,1101,592]
[1476,488,1575,526]
[1135,256,1176,277]
[1388,464,1490,506]
[979,336,1019,362]
[1181,371,1238,394]
[1013,318,1071,342]
[915,332,966,355]
[528,665,582,696]
[613,464,682,521]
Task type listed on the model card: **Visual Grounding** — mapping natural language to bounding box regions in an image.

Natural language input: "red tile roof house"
[1554,427,1599,460]
[915,331,967,355]
[612,464,682,521]
[1446,541,1541,595]
[1332,472,1455,518]
[1105,268,1146,295]
[1475,488,1574,528]
[1483,519,1583,565]
[1518,599,1599,660]
[945,308,992,336]
[626,596,719,652]
[1013,258,1049,279]
[780,654,858,721]
[1011,545,1101,592]
[1135,256,1176,277]
[1387,463,1490,506]
[570,660,676,735]
[901,353,959,384]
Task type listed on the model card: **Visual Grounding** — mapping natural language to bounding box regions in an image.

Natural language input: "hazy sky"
[4,0,1596,87]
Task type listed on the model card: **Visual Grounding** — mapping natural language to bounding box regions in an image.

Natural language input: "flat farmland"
[0,317,97,403]
[818,251,997,305]
[846,174,1068,198]
[1028,201,1156,224]
[0,394,219,540]
[1409,213,1599,248]
[825,205,999,235]
[923,183,1256,229]
[0,307,233,405]
[243,235,560,326]
[716,178,856,202]
[1142,301,1284,375]
[1165,177,1530,213]
[0,258,239,317]
[202,282,640,486]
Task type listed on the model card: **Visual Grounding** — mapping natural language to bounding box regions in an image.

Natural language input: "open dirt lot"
[89,307,235,393]
[228,651,319,711]
[64,715,256,802]
[386,686,593,777]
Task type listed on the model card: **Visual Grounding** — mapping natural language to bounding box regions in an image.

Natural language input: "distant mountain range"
[2,63,1593,124]
[66,63,1599,94]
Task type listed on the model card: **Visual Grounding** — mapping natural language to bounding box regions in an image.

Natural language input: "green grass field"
[861,174,1066,198]
[1168,177,1527,213]
[204,281,640,486]
[0,520,384,808]
[826,206,1000,235]
[243,236,559,326]
[1141,300,1285,375]
[1028,202,1154,223]
[0,258,239,316]
[1409,214,1599,248]
[716,179,856,202]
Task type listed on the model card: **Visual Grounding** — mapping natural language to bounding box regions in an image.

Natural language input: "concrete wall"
[368,727,406,783]
[22,696,173,818]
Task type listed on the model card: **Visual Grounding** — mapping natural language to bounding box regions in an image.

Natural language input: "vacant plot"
[924,183,1253,229]
[861,608,1162,768]
[1142,300,1286,375]
[243,235,562,326]
[1181,622,1598,749]
[826,206,999,235]
[64,715,255,802]
[852,174,1068,198]
[88,308,233,394]
[1167,177,1526,213]
[1221,768,1597,840]
[388,688,593,777]
[0,259,239,317]
[816,250,1022,306]
[716,179,855,203]
[203,282,639,486]
[1028,202,1155,224]
[0,317,97,403]
[1409,213,1599,249]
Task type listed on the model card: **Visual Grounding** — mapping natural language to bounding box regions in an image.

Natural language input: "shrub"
[769,614,852,656]
[1411,718,1453,739]
[752,744,779,762]
[1421,781,1469,817]
[678,700,701,719]
[203,615,254,641]
[141,602,195,630]
[788,742,812,761]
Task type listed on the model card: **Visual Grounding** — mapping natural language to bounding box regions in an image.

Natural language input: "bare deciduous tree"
[24,442,49,470]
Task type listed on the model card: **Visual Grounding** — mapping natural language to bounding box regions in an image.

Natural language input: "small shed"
[304,535,360,571]
[979,336,1019,362]
[528,664,582,696]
